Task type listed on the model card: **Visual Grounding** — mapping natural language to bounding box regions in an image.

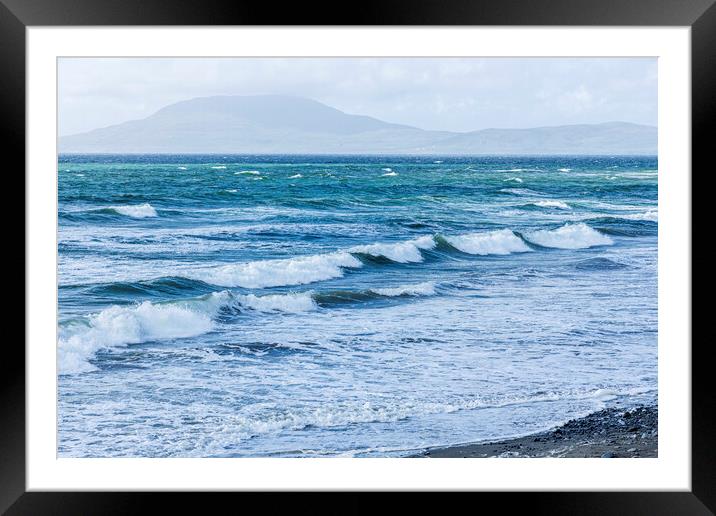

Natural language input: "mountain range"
[59,95,657,155]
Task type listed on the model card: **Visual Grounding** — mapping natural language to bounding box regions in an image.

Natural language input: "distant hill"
[59,95,657,155]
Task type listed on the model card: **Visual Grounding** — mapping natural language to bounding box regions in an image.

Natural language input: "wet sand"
[418,405,657,458]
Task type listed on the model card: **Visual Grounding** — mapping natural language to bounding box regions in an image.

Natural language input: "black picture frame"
[3,0,711,512]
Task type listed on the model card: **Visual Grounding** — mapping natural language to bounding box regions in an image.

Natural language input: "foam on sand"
[524,223,613,249]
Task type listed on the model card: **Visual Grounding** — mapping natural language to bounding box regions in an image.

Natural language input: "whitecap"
[192,252,362,288]
[350,236,435,263]
[381,171,398,177]
[500,188,543,196]
[558,168,572,172]
[524,223,613,249]
[236,170,260,175]
[58,293,226,374]
[211,166,227,170]
[371,281,436,297]
[109,203,158,218]
[445,229,531,255]
[504,177,523,183]
[289,174,303,179]
[533,200,571,210]
[617,209,658,222]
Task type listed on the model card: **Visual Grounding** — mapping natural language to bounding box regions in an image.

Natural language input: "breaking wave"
[524,223,613,249]
[106,203,158,218]
[444,229,532,255]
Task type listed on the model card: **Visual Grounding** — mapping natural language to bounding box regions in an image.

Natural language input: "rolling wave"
[349,236,435,263]
[524,223,613,249]
[58,281,443,375]
[190,252,363,288]
[443,229,531,255]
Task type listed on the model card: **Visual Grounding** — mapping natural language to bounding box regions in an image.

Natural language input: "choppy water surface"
[57,155,657,457]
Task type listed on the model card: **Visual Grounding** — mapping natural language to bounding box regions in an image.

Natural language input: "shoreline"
[416,405,657,458]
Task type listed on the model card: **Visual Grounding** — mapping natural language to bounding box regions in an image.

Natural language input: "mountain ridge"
[60,95,657,155]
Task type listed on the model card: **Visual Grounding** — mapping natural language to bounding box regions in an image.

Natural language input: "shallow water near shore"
[57,154,657,457]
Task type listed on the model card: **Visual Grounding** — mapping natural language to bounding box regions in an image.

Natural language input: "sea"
[57,154,658,457]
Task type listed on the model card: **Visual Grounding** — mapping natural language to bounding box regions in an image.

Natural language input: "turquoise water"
[57,155,658,457]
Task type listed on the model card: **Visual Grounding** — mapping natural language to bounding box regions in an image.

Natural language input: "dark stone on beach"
[420,405,657,458]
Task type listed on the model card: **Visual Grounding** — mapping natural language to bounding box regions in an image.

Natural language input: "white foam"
[225,189,238,193]
[381,167,393,172]
[591,388,618,401]
[558,168,572,172]
[381,171,398,177]
[618,209,658,222]
[350,236,435,263]
[525,223,613,249]
[211,165,227,169]
[433,160,443,164]
[57,290,322,374]
[533,200,571,210]
[58,294,224,374]
[193,252,362,288]
[445,229,531,255]
[289,174,303,179]
[236,170,260,175]
[500,188,543,196]
[177,166,188,170]
[109,203,158,218]
[504,177,523,183]
[237,292,316,313]
[371,281,436,297]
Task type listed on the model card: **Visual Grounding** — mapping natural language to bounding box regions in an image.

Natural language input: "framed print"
[4,0,712,512]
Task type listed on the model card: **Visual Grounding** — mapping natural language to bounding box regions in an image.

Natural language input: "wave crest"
[524,223,613,249]
[108,203,158,218]
[350,236,435,263]
[445,229,531,255]
[370,281,437,297]
[192,252,362,288]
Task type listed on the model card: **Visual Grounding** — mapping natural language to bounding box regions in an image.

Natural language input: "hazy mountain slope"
[421,122,657,155]
[60,95,657,155]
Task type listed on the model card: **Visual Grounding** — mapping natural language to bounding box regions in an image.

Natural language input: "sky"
[58,57,657,137]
